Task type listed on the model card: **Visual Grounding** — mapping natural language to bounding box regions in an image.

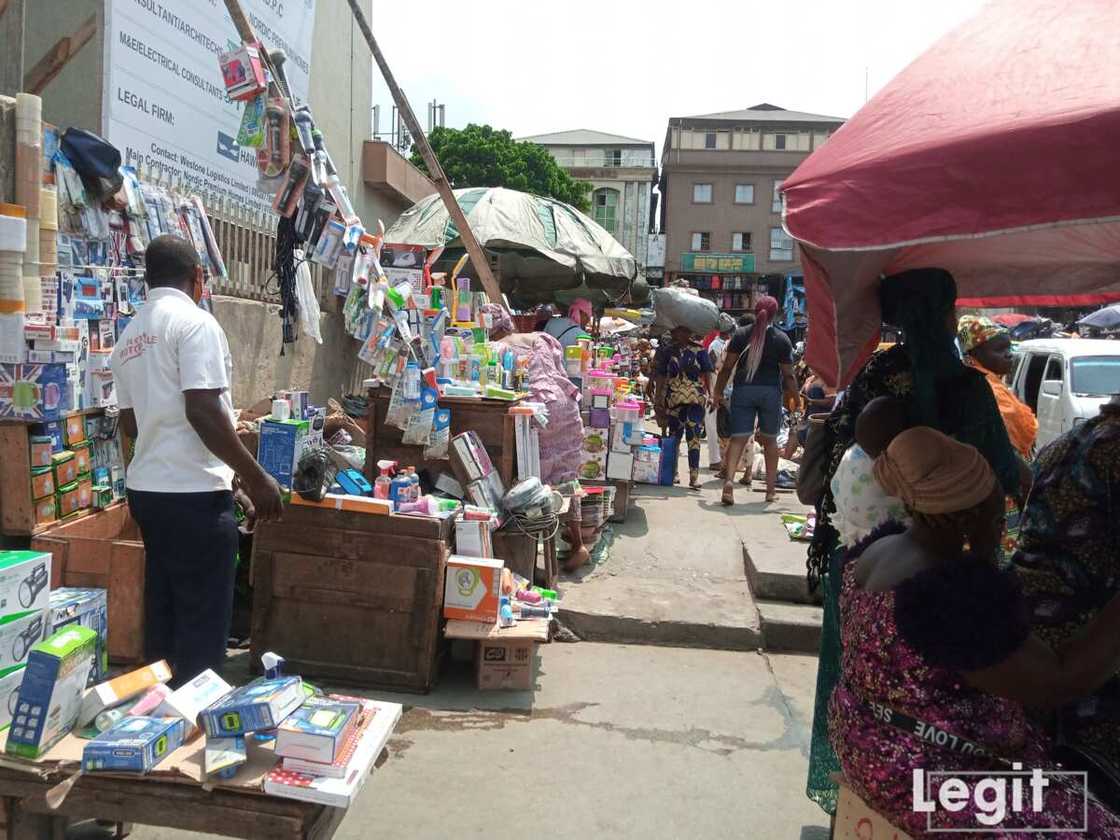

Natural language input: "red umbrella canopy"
[991,313,1035,327]
[783,0,1120,387]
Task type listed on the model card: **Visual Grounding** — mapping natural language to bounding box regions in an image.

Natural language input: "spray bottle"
[374,460,395,500]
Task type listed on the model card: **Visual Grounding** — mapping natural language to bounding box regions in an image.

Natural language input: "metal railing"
[550,153,657,169]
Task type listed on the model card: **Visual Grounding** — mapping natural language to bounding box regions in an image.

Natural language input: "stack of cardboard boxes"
[257,390,326,490]
[0,550,52,732]
[28,412,124,528]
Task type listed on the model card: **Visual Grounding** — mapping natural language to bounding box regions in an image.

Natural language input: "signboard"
[680,252,756,273]
[646,233,665,268]
[104,0,317,213]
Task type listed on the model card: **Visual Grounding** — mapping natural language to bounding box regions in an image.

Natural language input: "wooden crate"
[0,408,113,536]
[364,388,519,487]
[30,504,145,664]
[250,504,452,692]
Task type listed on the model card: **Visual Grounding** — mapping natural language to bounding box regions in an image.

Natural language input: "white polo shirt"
[111,287,236,493]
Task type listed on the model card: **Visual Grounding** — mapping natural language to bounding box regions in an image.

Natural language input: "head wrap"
[873,427,996,515]
[744,296,780,382]
[957,315,1007,354]
[568,298,593,325]
[879,268,961,425]
[479,303,513,338]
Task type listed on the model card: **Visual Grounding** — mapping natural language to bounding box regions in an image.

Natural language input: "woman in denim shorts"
[712,296,798,505]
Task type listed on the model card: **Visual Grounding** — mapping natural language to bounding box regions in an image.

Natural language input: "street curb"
[757,601,823,654]
[742,543,821,606]
[560,608,763,651]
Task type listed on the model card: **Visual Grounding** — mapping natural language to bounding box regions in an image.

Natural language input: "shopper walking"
[112,235,283,687]
[713,296,797,505]
[705,314,735,474]
[652,325,715,489]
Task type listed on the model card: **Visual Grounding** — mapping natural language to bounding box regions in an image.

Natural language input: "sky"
[367,0,987,155]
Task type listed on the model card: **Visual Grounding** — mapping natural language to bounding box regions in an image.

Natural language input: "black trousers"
[127,489,238,688]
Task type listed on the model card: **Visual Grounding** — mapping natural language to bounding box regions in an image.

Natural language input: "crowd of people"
[799,267,1120,837]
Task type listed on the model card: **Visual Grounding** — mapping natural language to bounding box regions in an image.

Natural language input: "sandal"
[739,474,752,487]
[764,493,778,504]
[721,483,735,506]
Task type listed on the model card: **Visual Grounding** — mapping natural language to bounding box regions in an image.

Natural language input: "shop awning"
[782,0,1120,387]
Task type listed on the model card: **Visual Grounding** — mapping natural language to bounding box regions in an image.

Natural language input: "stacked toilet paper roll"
[11,93,42,315]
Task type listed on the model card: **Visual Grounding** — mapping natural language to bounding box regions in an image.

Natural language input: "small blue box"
[199,676,304,737]
[336,469,372,497]
[257,419,310,489]
[82,716,186,773]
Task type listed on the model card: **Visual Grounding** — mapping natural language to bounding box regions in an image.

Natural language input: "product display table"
[0,764,339,840]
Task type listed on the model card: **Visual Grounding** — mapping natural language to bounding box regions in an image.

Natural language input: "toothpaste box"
[48,588,108,685]
[275,696,361,764]
[6,625,97,758]
[0,665,25,731]
[199,676,303,738]
[0,609,49,670]
[82,716,186,773]
[155,668,232,735]
[0,551,51,616]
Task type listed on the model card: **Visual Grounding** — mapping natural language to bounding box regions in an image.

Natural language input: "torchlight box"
[199,676,303,738]
[82,716,186,773]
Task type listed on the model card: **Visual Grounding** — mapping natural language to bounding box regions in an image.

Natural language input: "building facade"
[521,130,657,272]
[659,104,843,314]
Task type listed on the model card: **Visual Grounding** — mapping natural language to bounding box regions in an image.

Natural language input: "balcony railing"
[550,153,657,169]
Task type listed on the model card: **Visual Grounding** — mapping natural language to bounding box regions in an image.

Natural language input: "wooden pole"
[0,0,26,98]
[341,0,504,308]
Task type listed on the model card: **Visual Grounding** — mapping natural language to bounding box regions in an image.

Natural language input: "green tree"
[411,124,592,212]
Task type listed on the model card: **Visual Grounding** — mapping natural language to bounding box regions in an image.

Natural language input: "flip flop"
[721,483,735,506]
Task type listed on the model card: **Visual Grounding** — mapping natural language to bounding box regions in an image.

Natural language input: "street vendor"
[111,235,283,686]
[536,299,593,349]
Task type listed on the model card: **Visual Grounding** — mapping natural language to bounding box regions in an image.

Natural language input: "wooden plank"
[23,13,96,95]
[0,0,23,99]
[0,423,33,535]
[0,96,13,204]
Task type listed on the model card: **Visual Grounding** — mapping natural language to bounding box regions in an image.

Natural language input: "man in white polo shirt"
[111,235,282,685]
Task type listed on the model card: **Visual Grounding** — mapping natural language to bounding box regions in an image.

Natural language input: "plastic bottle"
[403,361,421,400]
[389,472,410,506]
[374,460,394,500]
[498,596,516,628]
[406,467,421,502]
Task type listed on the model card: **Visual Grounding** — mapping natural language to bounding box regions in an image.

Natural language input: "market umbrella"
[991,313,1035,328]
[782,0,1120,387]
[383,187,642,305]
[1078,304,1120,330]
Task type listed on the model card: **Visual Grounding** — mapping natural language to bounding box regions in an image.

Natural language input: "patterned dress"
[1017,403,1120,774]
[831,527,1120,838]
[653,339,713,472]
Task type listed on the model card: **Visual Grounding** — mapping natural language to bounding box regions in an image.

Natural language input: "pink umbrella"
[783,0,1120,387]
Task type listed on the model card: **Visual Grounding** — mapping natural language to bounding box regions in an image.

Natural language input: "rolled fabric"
[872,426,996,515]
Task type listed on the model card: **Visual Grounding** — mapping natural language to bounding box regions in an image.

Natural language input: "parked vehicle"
[1008,339,1120,450]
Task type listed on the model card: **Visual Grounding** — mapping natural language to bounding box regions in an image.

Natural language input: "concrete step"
[559,575,763,651]
[757,600,824,654]
[737,507,821,606]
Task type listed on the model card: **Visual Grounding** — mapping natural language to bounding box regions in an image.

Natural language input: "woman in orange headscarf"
[957,315,1038,459]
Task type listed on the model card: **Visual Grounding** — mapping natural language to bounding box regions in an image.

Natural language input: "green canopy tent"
[383,187,648,308]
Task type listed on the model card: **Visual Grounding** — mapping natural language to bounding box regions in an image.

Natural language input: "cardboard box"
[204,735,246,779]
[477,638,536,690]
[34,498,56,528]
[275,696,361,764]
[257,418,310,489]
[6,624,97,758]
[30,467,54,500]
[92,485,113,510]
[0,665,25,731]
[588,407,611,428]
[48,587,108,685]
[0,363,69,421]
[52,451,77,486]
[199,676,304,738]
[0,551,51,615]
[454,519,493,558]
[155,668,232,733]
[0,610,48,670]
[29,436,53,468]
[64,414,86,446]
[607,449,635,481]
[72,440,92,475]
[444,556,503,623]
[76,475,93,510]
[57,481,81,517]
[577,448,608,481]
[78,660,172,727]
[289,494,392,515]
[82,716,186,773]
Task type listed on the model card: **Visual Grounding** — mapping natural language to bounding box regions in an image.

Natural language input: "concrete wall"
[25,0,104,131]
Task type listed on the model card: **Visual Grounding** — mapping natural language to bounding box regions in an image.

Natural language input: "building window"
[771,180,784,213]
[691,232,711,251]
[769,227,794,261]
[704,132,717,149]
[692,183,713,203]
[605,149,622,167]
[734,184,755,205]
[732,232,752,252]
[592,188,619,234]
[774,134,787,150]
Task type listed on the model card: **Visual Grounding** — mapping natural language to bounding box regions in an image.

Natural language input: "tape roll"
[0,214,27,253]
[39,231,57,265]
[23,275,41,313]
[39,188,57,231]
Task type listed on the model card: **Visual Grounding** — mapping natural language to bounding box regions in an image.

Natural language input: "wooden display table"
[250,503,453,692]
[364,387,519,487]
[0,767,338,840]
